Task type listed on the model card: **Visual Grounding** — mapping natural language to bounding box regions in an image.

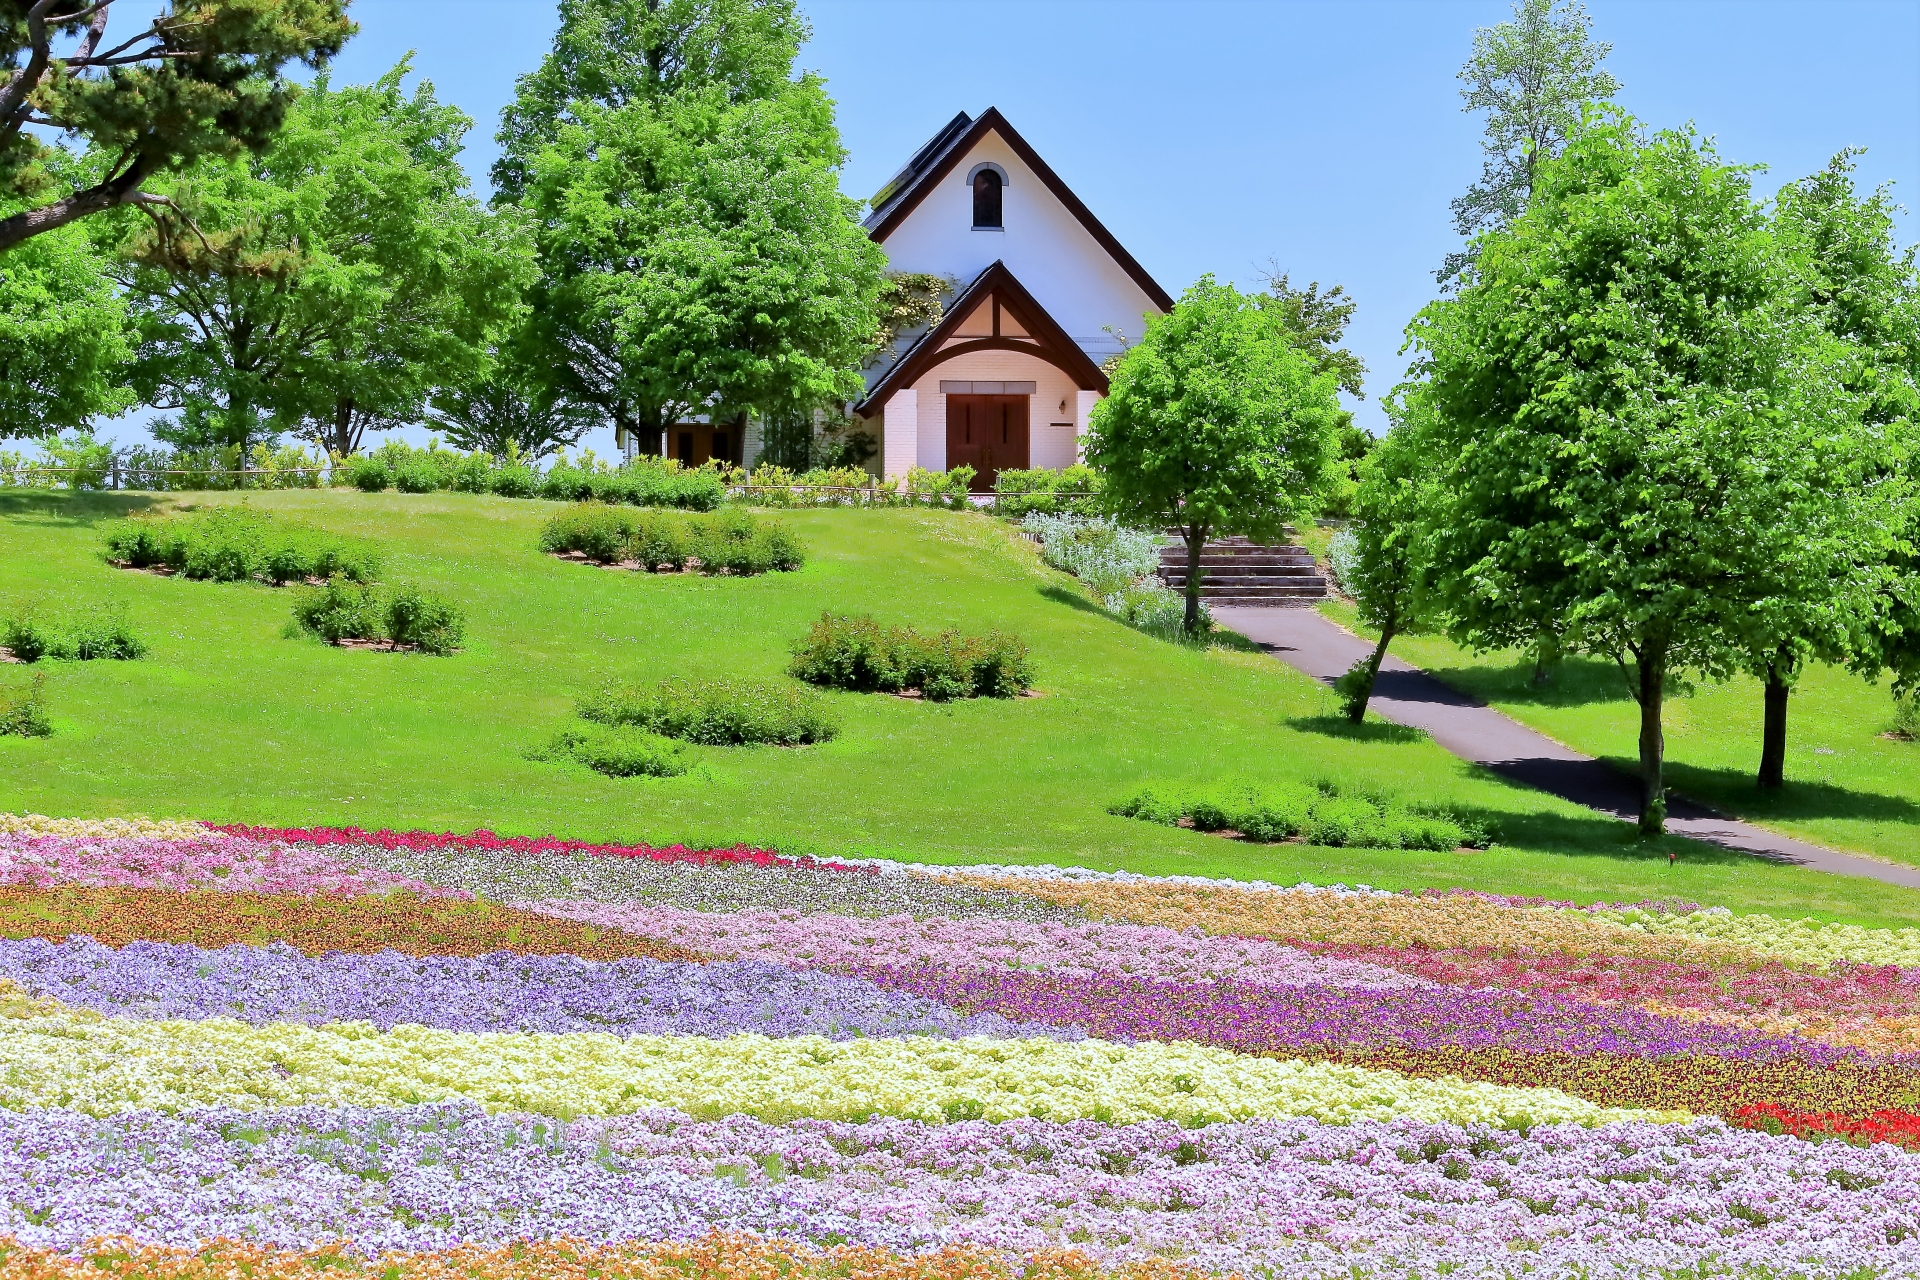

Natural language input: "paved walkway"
[1214,605,1920,892]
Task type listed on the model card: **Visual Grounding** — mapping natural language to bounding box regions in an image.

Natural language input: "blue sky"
[87,0,1920,450]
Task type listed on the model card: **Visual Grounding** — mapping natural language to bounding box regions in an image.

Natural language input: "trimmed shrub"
[579,677,838,746]
[347,455,392,493]
[489,463,541,499]
[533,724,688,778]
[536,506,799,575]
[447,452,494,494]
[102,509,381,586]
[2,606,146,663]
[292,579,385,643]
[384,586,467,655]
[995,465,1103,517]
[1108,780,1487,851]
[541,461,595,503]
[0,673,50,737]
[788,612,1033,700]
[393,457,445,494]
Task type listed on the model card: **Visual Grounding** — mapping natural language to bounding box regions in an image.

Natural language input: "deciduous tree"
[1439,0,1618,287]
[1409,112,1844,834]
[1086,276,1342,635]
[0,0,353,251]
[1332,396,1436,722]
[117,61,528,456]
[0,212,130,437]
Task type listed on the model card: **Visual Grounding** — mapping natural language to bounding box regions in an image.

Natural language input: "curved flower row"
[526,903,1433,990]
[0,1234,1211,1280]
[0,814,219,842]
[209,823,823,870]
[5,1106,1919,1278]
[0,937,1063,1041]
[0,887,701,961]
[0,834,451,897]
[0,1013,1662,1127]
[1577,905,1920,971]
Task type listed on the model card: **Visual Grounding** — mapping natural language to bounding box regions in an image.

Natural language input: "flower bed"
[4,818,1920,1278]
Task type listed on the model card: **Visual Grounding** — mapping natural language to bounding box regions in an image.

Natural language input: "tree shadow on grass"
[1284,713,1430,745]
[1038,584,1104,616]
[1655,760,1920,827]
[1423,654,1634,710]
[1448,802,1748,867]
[0,491,157,527]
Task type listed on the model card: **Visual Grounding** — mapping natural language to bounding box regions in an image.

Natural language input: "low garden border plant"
[0,672,51,737]
[528,724,689,778]
[993,465,1103,518]
[345,442,727,512]
[578,677,838,746]
[1,605,146,663]
[103,507,381,585]
[789,612,1033,700]
[538,505,804,576]
[1020,513,1205,644]
[1109,779,1490,851]
[291,580,467,654]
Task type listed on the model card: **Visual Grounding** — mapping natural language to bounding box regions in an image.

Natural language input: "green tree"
[508,16,884,452]
[1410,112,1853,834]
[1260,268,1371,511]
[1439,0,1618,287]
[491,0,804,202]
[1742,152,1920,789]
[1086,275,1342,635]
[1332,397,1436,723]
[117,62,528,456]
[0,0,354,252]
[427,338,597,462]
[0,214,131,437]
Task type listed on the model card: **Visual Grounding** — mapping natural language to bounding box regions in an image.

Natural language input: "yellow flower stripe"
[1577,906,1920,971]
[1639,1000,1920,1057]
[0,813,214,842]
[0,1013,1671,1129]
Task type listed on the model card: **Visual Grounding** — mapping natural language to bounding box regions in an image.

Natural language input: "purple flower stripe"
[848,964,1897,1065]
[6,1103,1920,1278]
[523,902,1435,990]
[0,937,1075,1041]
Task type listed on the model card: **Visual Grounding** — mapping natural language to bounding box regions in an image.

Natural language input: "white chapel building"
[854,108,1173,488]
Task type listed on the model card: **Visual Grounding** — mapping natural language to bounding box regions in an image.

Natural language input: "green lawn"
[4,488,1919,926]
[1320,596,1920,873]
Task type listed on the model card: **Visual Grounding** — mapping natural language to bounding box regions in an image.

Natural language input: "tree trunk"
[1346,614,1398,724]
[1182,524,1208,636]
[1759,648,1792,790]
[1636,645,1668,835]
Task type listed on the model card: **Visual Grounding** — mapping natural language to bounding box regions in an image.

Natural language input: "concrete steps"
[1158,535,1327,607]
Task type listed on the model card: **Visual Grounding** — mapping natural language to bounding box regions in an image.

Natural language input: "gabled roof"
[854,260,1110,417]
[863,107,1175,314]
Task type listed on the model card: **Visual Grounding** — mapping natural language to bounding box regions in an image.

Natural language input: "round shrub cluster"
[788,612,1032,700]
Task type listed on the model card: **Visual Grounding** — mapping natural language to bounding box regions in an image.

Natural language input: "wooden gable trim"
[865,107,1176,314]
[854,261,1109,417]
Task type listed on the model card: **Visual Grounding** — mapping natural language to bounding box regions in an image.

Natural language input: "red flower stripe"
[1732,1101,1920,1149]
[203,823,872,873]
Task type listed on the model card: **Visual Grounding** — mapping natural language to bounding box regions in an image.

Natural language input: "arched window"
[972,168,1003,229]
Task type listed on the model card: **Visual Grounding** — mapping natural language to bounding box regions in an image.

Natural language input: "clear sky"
[85,0,1920,451]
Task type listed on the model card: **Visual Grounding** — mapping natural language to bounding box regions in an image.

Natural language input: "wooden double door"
[946,394,1029,491]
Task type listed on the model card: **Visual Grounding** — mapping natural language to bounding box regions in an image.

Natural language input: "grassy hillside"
[3,488,1918,926]
[1321,596,1920,871]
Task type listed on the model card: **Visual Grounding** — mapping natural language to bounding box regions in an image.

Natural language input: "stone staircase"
[1157,535,1328,607]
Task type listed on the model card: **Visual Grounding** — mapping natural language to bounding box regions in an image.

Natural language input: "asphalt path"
[1214,605,1920,892]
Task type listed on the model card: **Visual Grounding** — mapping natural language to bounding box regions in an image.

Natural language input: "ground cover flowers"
[0,1014,1654,1126]
[0,888,700,961]
[10,813,1920,1278]
[0,938,1060,1040]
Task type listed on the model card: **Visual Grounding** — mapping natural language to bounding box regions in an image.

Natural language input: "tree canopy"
[116,61,529,457]
[1408,111,1891,833]
[1087,275,1342,634]
[0,0,355,251]
[504,0,884,452]
[1439,0,1618,287]
[0,211,130,437]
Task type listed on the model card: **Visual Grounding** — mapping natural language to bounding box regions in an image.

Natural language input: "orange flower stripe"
[0,888,706,962]
[0,1234,1226,1280]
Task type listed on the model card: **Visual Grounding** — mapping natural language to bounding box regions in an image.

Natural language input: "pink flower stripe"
[0,834,452,897]
[206,823,866,872]
[522,902,1438,990]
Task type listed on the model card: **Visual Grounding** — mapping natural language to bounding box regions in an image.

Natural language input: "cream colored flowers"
[0,1011,1670,1129]
[0,813,215,842]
